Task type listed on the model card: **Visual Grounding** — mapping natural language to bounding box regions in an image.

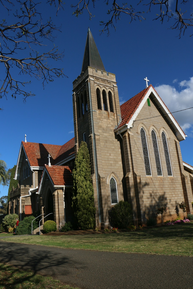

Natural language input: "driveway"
[0,240,193,289]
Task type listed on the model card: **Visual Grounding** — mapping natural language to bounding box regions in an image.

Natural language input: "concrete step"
[33,225,43,235]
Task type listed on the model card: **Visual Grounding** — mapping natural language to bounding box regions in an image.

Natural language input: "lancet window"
[110,177,118,204]
[108,91,114,112]
[162,132,172,176]
[96,88,102,110]
[140,128,151,176]
[81,94,84,115]
[102,90,108,111]
[77,97,80,118]
[151,130,162,176]
[84,91,88,112]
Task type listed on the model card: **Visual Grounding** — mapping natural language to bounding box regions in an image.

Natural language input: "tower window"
[96,88,102,110]
[151,130,162,176]
[77,97,80,118]
[83,132,86,142]
[110,177,118,204]
[162,132,172,176]
[108,91,114,112]
[140,128,151,176]
[102,90,108,111]
[81,94,84,116]
[84,91,88,112]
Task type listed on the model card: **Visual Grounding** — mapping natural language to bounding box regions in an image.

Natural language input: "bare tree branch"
[71,0,193,37]
[0,0,65,101]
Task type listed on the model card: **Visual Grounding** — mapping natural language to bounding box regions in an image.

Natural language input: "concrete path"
[0,240,193,289]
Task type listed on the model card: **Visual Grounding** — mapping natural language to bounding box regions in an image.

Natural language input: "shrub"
[0,223,5,232]
[16,216,38,235]
[147,217,157,227]
[2,214,18,232]
[109,201,133,229]
[43,220,56,233]
[61,222,72,232]
[187,214,193,220]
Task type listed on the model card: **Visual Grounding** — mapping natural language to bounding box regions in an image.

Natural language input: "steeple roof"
[81,28,105,72]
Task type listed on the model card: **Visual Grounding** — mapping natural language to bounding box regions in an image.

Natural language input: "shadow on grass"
[81,223,193,242]
[0,242,85,288]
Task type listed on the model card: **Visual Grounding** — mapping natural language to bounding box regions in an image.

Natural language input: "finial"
[25,134,27,143]
[48,154,51,166]
[144,77,149,88]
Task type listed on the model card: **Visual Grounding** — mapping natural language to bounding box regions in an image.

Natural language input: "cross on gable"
[144,77,149,88]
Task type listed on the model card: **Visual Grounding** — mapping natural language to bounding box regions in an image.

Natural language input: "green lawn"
[0,263,79,289]
[1,223,193,257]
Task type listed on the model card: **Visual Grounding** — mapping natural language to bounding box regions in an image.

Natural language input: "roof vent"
[25,134,27,143]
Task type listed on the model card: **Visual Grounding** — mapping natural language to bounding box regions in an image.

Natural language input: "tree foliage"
[72,0,193,37]
[0,0,64,100]
[0,160,8,185]
[0,195,8,215]
[7,165,18,201]
[72,141,95,230]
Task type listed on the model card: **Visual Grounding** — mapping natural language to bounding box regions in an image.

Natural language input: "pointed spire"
[81,28,105,73]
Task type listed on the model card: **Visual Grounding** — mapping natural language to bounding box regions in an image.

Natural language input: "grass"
[0,263,79,289]
[1,223,193,257]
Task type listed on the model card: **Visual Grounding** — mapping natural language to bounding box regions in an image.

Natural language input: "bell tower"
[73,28,124,226]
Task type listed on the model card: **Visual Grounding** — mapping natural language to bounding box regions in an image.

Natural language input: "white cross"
[48,153,51,166]
[144,77,149,88]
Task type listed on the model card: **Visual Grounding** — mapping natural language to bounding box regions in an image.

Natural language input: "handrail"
[31,214,42,235]
[39,212,53,235]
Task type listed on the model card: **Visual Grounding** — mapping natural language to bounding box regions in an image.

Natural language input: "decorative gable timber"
[14,143,32,180]
[183,162,193,173]
[115,85,186,141]
[14,138,75,180]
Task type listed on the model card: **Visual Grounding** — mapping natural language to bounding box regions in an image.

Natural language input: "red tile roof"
[55,138,75,164]
[22,137,75,167]
[118,86,149,129]
[45,165,73,186]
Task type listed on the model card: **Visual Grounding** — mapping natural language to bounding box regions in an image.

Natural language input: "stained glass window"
[110,178,118,204]
[162,132,172,176]
[151,130,162,176]
[140,128,151,176]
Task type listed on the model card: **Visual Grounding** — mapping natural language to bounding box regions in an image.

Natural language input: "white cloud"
[155,77,193,136]
[68,131,74,134]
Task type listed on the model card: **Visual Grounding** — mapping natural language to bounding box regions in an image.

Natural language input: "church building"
[9,29,193,229]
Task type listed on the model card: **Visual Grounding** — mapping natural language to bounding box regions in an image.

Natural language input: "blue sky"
[1,1,193,197]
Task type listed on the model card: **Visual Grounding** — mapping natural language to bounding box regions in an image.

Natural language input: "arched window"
[96,88,102,110]
[103,90,108,111]
[84,91,88,112]
[108,91,114,112]
[140,128,151,176]
[110,177,118,204]
[81,94,84,116]
[151,130,162,176]
[77,97,80,118]
[162,132,172,176]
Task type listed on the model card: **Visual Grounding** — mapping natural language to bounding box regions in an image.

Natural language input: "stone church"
[9,29,193,229]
